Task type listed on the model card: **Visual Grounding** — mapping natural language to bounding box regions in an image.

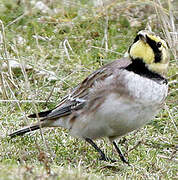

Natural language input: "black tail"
[28,109,52,118]
[9,124,40,138]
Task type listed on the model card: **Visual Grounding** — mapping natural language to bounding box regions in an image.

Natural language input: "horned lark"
[10,30,169,164]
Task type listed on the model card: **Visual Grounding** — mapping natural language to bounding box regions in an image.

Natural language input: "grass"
[0,0,177,179]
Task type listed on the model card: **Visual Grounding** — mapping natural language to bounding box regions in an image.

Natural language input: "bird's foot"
[99,155,116,163]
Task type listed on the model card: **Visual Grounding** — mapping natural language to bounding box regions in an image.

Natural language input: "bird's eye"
[157,42,162,48]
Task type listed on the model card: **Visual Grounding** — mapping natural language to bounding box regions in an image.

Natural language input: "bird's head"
[128,30,169,75]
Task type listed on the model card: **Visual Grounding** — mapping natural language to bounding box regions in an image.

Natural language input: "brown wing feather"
[29,58,131,120]
[68,58,131,100]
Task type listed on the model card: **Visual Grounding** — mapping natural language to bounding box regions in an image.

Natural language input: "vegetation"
[0,0,177,179]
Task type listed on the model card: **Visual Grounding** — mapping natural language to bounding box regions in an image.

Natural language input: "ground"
[0,0,177,179]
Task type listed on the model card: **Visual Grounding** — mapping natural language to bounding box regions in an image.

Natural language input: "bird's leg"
[113,141,129,165]
[85,138,115,162]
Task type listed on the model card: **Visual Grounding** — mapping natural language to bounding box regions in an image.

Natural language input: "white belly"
[70,71,168,139]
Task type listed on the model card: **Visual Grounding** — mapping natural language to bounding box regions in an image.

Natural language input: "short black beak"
[138,34,147,43]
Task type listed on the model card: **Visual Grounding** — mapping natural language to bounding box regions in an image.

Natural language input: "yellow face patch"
[129,31,170,75]
[129,40,155,64]
[146,34,169,65]
[147,34,168,49]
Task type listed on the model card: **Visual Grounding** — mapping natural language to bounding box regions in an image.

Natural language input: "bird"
[9,30,169,164]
